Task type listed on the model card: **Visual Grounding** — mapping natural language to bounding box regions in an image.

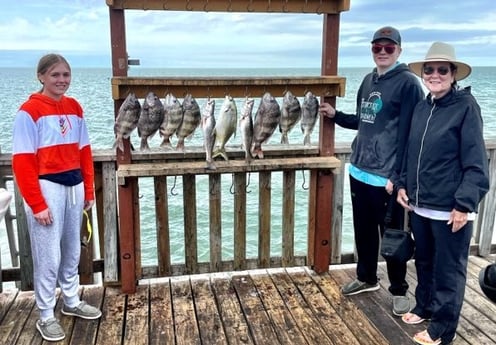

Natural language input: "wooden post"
[310,13,340,273]
[109,7,137,293]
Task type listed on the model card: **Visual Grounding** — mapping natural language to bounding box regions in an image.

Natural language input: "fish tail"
[140,138,150,151]
[213,148,229,161]
[160,137,171,148]
[303,134,311,146]
[205,160,217,170]
[176,138,185,151]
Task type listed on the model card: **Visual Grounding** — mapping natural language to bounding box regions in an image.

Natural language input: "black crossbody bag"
[380,195,415,262]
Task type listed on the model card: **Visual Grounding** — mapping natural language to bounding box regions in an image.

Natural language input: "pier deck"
[1,255,495,345]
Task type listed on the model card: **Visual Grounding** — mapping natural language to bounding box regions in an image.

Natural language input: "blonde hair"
[37,54,71,91]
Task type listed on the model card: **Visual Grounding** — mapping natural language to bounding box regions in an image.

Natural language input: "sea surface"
[1,66,495,268]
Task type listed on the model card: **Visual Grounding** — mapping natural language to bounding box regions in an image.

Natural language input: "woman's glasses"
[423,65,451,76]
[371,44,396,54]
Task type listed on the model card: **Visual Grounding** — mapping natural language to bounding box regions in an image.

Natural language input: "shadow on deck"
[1,255,495,345]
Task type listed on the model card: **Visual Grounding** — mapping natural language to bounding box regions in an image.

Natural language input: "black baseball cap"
[371,26,401,46]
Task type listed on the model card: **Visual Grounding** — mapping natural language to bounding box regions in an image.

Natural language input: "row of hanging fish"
[112,90,320,169]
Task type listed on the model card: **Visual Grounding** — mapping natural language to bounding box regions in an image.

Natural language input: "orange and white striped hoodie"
[12,93,94,214]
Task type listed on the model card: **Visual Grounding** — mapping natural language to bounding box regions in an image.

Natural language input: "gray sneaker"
[36,318,65,342]
[61,301,102,320]
[392,295,411,316]
[341,279,380,296]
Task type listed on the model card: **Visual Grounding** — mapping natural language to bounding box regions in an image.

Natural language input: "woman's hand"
[396,188,412,211]
[448,209,468,232]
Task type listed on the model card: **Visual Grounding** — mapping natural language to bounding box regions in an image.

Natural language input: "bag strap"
[384,193,411,233]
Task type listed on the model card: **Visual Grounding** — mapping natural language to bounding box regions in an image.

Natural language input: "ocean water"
[1,66,495,267]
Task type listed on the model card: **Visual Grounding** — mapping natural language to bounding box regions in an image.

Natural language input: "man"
[320,26,424,316]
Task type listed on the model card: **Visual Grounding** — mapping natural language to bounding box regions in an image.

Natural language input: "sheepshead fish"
[279,90,301,144]
[113,92,141,152]
[213,95,237,161]
[300,91,319,146]
[176,94,201,151]
[159,93,183,148]
[239,97,254,162]
[250,92,281,159]
[137,92,165,151]
[201,98,216,170]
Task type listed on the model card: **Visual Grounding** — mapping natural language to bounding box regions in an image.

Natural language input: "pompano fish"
[176,94,201,151]
[201,98,216,170]
[159,93,183,148]
[113,92,141,152]
[279,90,301,144]
[137,92,165,151]
[300,91,319,146]
[250,92,281,159]
[213,95,237,161]
[239,97,254,162]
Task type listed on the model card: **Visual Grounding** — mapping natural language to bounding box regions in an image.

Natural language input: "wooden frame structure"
[107,0,350,293]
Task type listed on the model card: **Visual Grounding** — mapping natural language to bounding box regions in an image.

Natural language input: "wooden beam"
[106,0,351,14]
[111,76,346,100]
[116,156,341,184]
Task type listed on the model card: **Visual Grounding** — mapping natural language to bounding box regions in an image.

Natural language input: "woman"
[12,54,101,342]
[397,42,489,345]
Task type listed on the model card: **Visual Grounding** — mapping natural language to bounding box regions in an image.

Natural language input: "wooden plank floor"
[1,255,495,345]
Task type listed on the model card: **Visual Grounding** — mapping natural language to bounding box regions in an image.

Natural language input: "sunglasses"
[422,65,451,76]
[371,43,396,54]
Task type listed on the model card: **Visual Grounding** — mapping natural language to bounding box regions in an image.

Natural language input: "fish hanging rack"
[111,76,346,100]
[106,0,349,13]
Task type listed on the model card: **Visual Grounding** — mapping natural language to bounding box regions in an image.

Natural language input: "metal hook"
[186,0,193,11]
[302,0,308,13]
[283,0,289,13]
[203,0,209,12]
[267,0,272,12]
[246,172,252,194]
[301,170,309,190]
[317,0,323,15]
[142,0,148,11]
[230,173,235,195]
[228,0,233,12]
[170,176,178,196]
[162,0,168,10]
[246,0,253,12]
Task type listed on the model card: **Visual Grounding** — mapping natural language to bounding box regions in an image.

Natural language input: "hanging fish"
[113,92,141,152]
[201,97,216,170]
[239,97,254,163]
[279,90,301,144]
[213,95,237,161]
[250,92,281,159]
[159,92,183,148]
[176,93,201,151]
[300,91,319,146]
[137,91,165,151]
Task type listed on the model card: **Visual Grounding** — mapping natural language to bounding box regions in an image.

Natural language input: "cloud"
[0,0,495,67]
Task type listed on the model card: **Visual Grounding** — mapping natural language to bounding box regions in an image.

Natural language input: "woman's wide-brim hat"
[408,41,472,81]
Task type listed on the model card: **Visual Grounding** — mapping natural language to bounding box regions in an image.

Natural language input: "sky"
[0,0,495,69]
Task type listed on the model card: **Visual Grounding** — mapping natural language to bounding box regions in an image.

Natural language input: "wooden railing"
[1,140,495,292]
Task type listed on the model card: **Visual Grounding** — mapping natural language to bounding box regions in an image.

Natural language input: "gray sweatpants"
[25,179,84,320]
